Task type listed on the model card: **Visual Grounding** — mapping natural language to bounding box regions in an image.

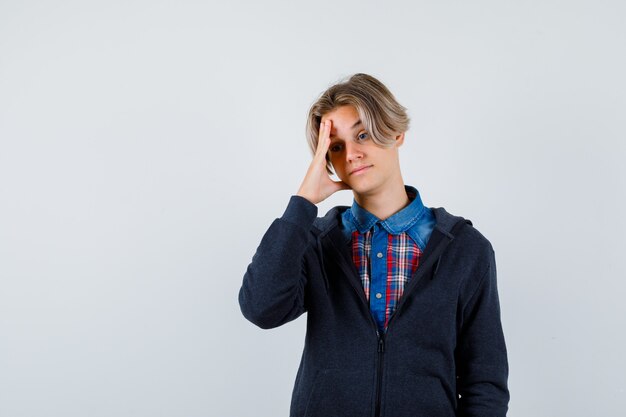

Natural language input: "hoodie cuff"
[281,195,318,227]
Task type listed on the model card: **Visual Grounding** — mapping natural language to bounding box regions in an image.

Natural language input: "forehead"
[321,105,363,136]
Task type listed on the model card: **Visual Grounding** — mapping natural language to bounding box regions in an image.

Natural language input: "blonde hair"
[305,73,410,175]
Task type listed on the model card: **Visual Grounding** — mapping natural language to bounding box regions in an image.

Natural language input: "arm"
[238,195,317,329]
[239,118,349,329]
[455,248,510,417]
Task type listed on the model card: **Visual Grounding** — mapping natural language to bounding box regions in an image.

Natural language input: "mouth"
[350,165,372,175]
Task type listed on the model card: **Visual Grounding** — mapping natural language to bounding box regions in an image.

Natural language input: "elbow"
[239,304,283,330]
[238,286,294,330]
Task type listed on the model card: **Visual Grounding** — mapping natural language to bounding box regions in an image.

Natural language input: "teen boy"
[238,73,509,417]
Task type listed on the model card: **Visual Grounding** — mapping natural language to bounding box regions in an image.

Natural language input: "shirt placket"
[370,222,387,332]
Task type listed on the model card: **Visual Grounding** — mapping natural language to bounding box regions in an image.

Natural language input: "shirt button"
[376,252,383,258]
[375,293,382,299]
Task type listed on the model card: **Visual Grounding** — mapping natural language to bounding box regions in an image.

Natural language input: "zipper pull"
[378,336,385,353]
[433,255,441,277]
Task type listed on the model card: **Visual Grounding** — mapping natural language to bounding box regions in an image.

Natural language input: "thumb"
[334,180,352,191]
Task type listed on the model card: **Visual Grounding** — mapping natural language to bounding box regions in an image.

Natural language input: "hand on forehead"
[321,106,363,140]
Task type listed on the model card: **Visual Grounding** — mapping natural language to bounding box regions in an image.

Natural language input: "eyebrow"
[329,119,363,139]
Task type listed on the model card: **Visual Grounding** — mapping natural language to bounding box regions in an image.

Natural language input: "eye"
[356,132,369,141]
[329,143,343,152]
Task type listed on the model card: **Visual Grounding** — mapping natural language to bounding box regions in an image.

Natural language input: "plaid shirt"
[341,185,436,334]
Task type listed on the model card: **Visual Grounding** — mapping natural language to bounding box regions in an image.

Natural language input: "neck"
[353,179,410,221]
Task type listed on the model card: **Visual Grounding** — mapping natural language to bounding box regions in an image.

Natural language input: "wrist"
[296,191,317,205]
[282,195,318,225]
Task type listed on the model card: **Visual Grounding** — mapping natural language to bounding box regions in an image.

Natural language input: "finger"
[329,179,351,193]
[315,120,332,157]
[315,120,327,154]
[336,180,352,191]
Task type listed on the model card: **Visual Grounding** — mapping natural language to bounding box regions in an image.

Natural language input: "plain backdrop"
[1,1,625,416]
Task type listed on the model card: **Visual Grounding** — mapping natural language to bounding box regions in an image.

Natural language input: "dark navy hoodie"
[239,195,509,417]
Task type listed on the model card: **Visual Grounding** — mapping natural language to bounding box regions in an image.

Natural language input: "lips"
[350,165,372,175]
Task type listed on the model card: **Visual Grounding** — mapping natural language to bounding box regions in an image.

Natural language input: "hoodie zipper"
[374,331,385,417]
[325,238,388,417]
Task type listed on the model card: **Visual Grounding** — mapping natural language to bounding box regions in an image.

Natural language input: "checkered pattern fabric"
[351,228,422,330]
[351,229,373,300]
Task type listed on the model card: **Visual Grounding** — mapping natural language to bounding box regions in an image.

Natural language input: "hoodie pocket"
[303,368,373,417]
[383,372,454,417]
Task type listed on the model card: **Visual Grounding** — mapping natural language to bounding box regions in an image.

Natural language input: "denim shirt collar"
[346,185,427,235]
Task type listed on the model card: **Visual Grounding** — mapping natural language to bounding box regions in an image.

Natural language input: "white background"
[1,1,625,416]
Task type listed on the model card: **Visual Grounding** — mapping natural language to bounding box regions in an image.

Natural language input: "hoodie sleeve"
[238,195,318,329]
[455,247,510,417]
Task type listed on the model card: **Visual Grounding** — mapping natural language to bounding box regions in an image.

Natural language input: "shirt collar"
[347,185,427,235]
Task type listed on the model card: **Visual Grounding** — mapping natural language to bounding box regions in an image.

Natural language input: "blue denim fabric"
[340,184,436,332]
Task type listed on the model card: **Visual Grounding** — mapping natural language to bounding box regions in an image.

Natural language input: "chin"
[349,180,379,196]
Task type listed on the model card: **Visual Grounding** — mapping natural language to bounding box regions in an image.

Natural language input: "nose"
[345,140,363,163]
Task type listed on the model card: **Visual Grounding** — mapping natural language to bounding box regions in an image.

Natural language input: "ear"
[395,132,405,147]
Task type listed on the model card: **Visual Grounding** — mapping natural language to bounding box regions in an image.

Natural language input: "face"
[321,105,405,197]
